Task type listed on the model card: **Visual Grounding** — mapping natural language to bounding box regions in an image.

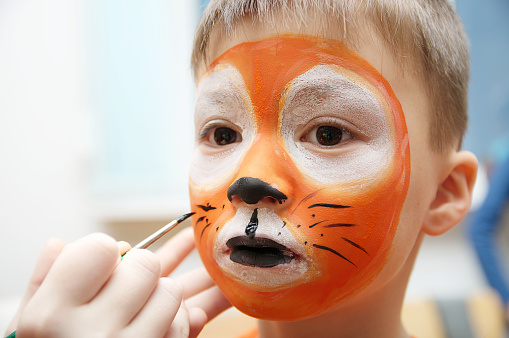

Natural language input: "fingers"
[26,238,66,294]
[93,249,161,324]
[173,267,231,333]
[185,286,231,325]
[124,278,183,337]
[36,233,120,306]
[188,308,208,338]
[174,268,215,299]
[16,234,123,336]
[156,227,196,277]
[5,238,65,335]
[164,301,190,338]
[173,268,231,337]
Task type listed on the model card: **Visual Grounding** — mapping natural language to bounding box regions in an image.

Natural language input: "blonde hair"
[191,0,469,152]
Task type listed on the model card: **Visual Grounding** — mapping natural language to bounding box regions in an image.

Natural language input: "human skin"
[6,228,231,338]
[190,16,478,338]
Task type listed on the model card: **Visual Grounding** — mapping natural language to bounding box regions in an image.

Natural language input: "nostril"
[230,195,278,206]
[260,196,279,204]
[230,195,243,205]
[227,177,288,205]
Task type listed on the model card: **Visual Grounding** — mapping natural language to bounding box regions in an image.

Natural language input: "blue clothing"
[469,155,509,304]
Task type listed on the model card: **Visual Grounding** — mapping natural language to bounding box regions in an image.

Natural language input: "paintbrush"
[4,212,197,338]
[121,211,195,259]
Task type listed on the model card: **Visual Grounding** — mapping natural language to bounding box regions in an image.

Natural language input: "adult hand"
[155,226,232,337]
[5,227,229,338]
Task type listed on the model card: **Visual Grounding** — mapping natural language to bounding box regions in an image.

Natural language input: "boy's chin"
[223,282,350,321]
[208,264,366,321]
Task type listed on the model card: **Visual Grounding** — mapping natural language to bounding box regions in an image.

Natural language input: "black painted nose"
[227,177,288,205]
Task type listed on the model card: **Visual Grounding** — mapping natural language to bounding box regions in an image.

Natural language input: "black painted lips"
[226,236,294,268]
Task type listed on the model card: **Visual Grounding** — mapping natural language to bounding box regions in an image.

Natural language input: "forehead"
[198,35,401,133]
[202,34,381,80]
[200,35,395,104]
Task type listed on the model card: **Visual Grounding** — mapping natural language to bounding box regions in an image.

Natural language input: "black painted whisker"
[342,237,370,256]
[200,223,211,240]
[313,244,356,267]
[197,204,216,212]
[324,223,358,228]
[309,220,326,228]
[195,216,206,226]
[290,189,323,215]
[308,203,351,209]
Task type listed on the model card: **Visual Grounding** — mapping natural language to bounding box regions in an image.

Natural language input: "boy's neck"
[256,233,424,338]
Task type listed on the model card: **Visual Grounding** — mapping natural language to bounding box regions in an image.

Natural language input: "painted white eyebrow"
[194,66,254,127]
[195,81,246,111]
[280,65,383,116]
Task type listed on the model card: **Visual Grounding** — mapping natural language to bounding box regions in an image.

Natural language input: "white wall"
[0,0,197,332]
[0,0,99,330]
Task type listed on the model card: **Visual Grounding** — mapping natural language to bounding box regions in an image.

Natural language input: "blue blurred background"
[458,0,509,165]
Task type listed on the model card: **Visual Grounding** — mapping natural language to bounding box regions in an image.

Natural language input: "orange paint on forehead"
[203,36,398,133]
[192,35,411,320]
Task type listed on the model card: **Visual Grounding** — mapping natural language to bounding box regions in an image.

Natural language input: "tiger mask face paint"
[189,35,410,321]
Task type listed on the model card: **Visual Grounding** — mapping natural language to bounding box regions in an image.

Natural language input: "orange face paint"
[189,35,410,320]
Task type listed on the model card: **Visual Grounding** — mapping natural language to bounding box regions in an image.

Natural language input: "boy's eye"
[302,124,353,147]
[316,126,342,146]
[199,122,243,148]
[214,127,237,145]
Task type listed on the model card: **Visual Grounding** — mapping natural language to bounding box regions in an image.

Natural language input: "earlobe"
[423,151,478,236]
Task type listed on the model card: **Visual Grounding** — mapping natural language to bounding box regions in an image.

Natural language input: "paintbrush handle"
[120,212,195,259]
[132,219,179,250]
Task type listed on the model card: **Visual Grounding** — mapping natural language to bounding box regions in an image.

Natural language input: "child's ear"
[423,150,478,236]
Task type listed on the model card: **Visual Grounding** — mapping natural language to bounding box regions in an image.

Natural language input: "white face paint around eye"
[279,65,394,185]
[191,65,255,186]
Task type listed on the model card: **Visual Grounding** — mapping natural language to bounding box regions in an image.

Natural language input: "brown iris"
[316,126,342,146]
[214,127,237,145]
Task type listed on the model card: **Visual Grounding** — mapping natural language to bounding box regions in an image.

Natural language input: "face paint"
[189,35,410,320]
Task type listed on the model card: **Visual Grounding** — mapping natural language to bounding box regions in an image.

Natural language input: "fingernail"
[117,241,131,256]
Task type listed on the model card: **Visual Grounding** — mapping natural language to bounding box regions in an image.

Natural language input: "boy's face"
[189,26,431,320]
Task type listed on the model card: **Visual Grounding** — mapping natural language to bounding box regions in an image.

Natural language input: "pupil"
[214,127,236,145]
[316,126,342,146]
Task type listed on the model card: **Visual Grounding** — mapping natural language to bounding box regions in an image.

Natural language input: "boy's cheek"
[188,156,410,320]
[188,115,411,320]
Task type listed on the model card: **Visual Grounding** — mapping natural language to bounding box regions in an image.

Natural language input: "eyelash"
[199,121,226,139]
[199,121,242,146]
[199,124,216,140]
[299,118,357,147]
